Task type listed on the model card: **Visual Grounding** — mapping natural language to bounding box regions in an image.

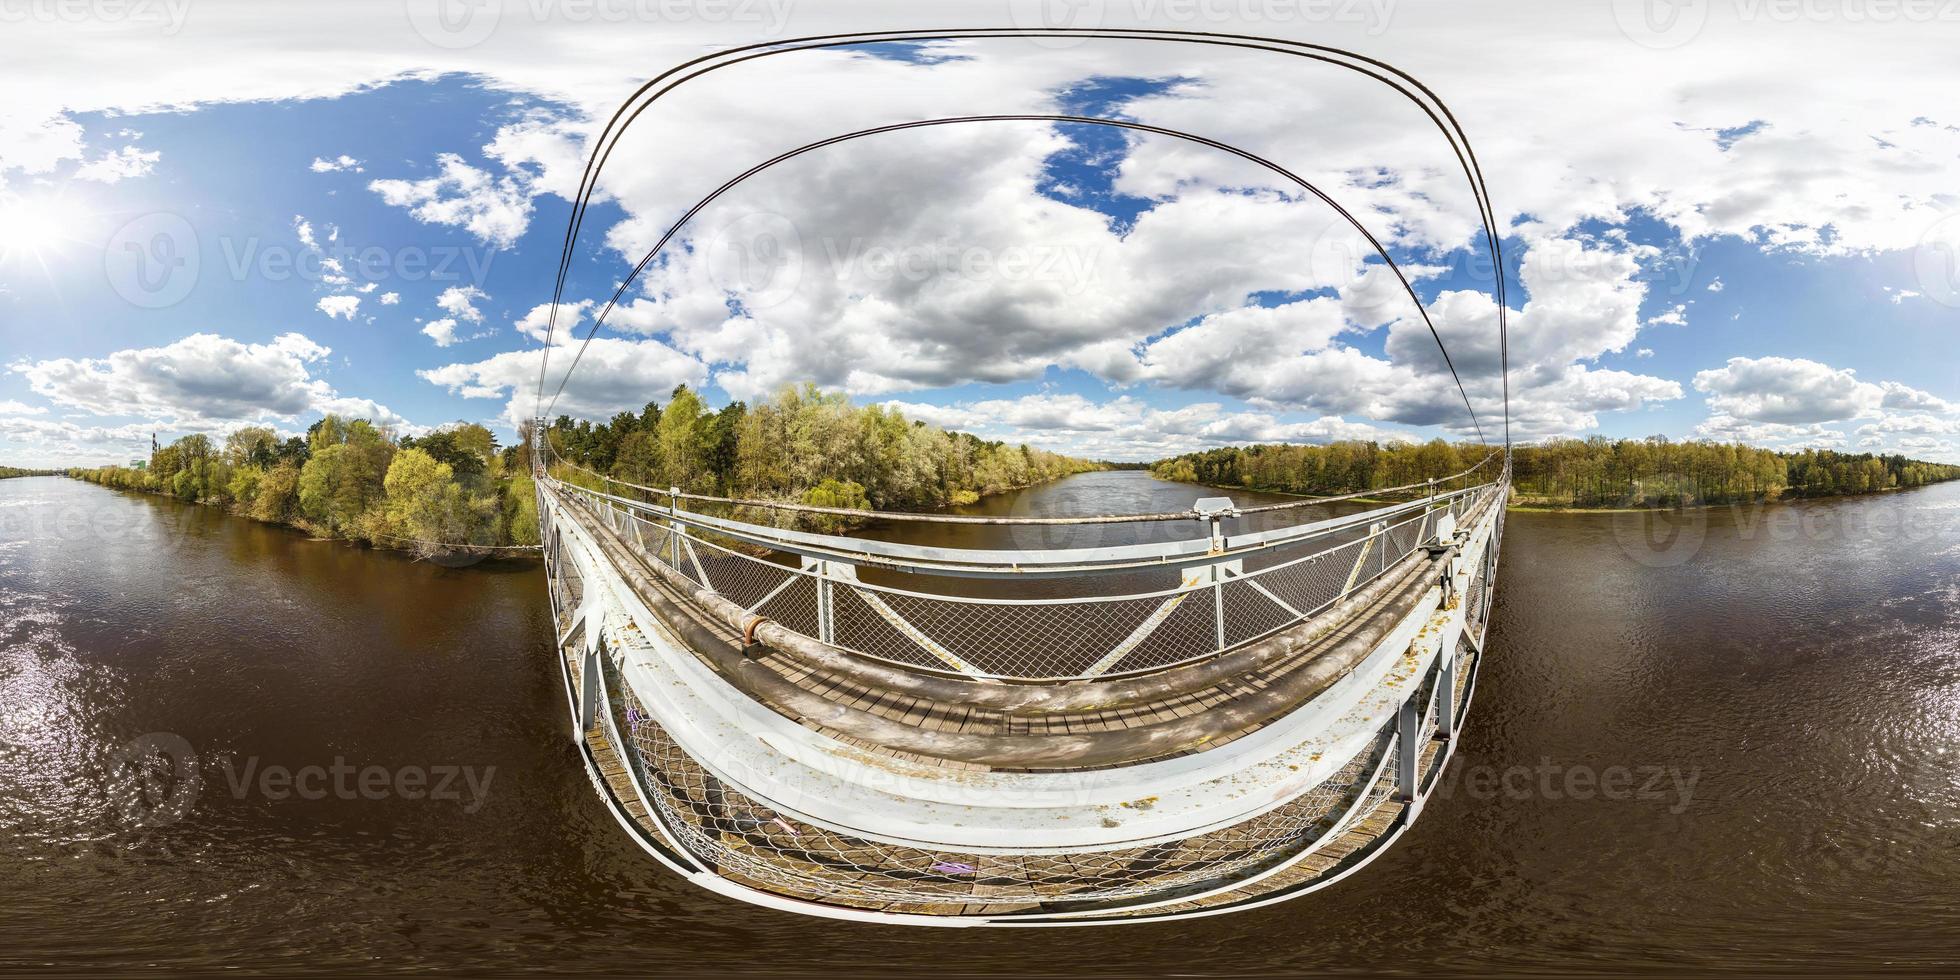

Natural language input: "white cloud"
[435,284,487,323]
[309,154,364,173]
[420,317,493,348]
[420,337,707,427]
[292,214,317,249]
[1692,356,1884,424]
[72,144,158,183]
[1693,413,1848,450]
[378,291,400,306]
[422,318,462,347]
[881,392,1418,460]
[1647,304,1687,327]
[370,153,534,247]
[7,16,1960,452]
[316,295,360,320]
[13,331,411,430]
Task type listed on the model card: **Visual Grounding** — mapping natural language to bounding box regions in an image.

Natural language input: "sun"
[0,194,68,258]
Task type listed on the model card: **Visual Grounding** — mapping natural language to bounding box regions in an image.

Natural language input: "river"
[2,472,1957,972]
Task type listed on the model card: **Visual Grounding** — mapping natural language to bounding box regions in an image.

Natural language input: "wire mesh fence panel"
[1219,578,1299,647]
[1115,591,1229,673]
[692,547,798,611]
[1248,536,1368,617]
[552,479,1499,680]
[837,586,1202,678]
[754,575,822,637]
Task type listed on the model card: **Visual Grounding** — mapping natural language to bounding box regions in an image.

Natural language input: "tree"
[381,448,474,549]
[225,426,280,468]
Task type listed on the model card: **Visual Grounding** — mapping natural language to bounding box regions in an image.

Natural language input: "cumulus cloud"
[1692,356,1883,424]
[419,337,707,427]
[309,154,364,173]
[12,331,412,430]
[436,284,487,323]
[370,154,532,247]
[316,295,360,320]
[73,144,158,183]
[7,17,1960,458]
[881,392,1418,460]
[378,291,400,305]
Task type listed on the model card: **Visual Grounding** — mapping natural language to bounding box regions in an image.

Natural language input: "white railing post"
[1396,691,1421,806]
[666,485,682,570]
[1194,498,1236,650]
[807,557,839,645]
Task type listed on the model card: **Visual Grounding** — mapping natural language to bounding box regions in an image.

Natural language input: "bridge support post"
[1396,691,1421,812]
[578,642,602,738]
[1437,633,1457,741]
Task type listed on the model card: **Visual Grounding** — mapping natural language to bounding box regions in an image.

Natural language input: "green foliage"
[68,417,540,556]
[1147,436,1960,508]
[546,383,1101,521]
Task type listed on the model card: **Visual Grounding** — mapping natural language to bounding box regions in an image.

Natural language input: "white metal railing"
[547,474,1500,679]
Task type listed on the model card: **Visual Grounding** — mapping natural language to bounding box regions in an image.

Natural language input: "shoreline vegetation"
[540,384,1102,533]
[1,466,60,480]
[1148,437,1960,511]
[62,384,1103,557]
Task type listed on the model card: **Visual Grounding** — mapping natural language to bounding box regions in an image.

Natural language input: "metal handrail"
[542,437,1500,526]
[546,475,1493,580]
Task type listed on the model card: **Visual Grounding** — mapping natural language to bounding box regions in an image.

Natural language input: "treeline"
[1,465,58,479]
[546,384,1100,520]
[1149,436,1960,508]
[71,417,539,557]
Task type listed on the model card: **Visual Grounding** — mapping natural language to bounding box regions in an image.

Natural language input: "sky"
[0,1,1956,467]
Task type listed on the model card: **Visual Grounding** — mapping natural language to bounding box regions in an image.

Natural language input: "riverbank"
[65,473,540,561]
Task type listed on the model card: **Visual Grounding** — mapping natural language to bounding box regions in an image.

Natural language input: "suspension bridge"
[527,28,1512,926]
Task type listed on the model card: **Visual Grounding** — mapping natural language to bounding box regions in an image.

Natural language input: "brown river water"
[2,472,1957,974]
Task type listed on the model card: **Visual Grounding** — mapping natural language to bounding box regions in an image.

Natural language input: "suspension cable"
[544,114,1487,445]
[538,28,1509,467]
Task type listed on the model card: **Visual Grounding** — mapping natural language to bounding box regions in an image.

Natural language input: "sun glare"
[0,194,68,257]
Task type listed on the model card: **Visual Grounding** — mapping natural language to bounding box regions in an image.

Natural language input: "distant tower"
[151,433,159,454]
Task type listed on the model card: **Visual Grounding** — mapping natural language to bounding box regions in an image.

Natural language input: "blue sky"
[2,8,1957,466]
